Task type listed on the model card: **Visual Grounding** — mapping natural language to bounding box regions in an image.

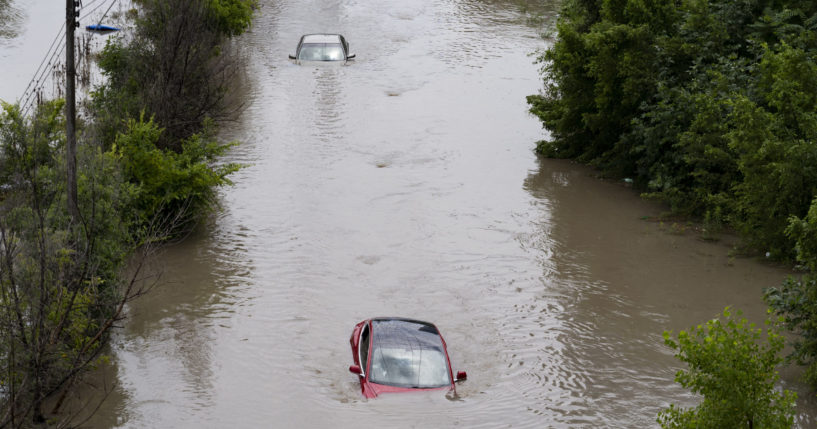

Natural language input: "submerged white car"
[288,34,356,63]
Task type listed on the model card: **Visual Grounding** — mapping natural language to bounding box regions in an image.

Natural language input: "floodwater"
[0,0,24,46]
[0,0,129,109]
[3,0,817,427]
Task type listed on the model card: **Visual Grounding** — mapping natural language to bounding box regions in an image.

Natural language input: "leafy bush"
[659,308,796,428]
[728,42,817,257]
[94,0,255,150]
[0,0,253,424]
[115,115,240,231]
[529,0,817,258]
[766,275,817,389]
[0,102,137,425]
[534,0,817,395]
[205,0,257,36]
[766,198,817,389]
[90,0,249,233]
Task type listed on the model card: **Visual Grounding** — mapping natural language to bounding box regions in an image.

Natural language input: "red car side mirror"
[455,371,467,382]
[349,365,362,375]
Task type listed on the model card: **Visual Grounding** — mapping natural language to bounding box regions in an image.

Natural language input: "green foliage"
[0,0,251,422]
[787,197,817,272]
[728,42,817,257]
[205,0,257,36]
[528,0,678,173]
[526,0,604,160]
[765,198,817,390]
[92,38,145,147]
[0,99,64,178]
[90,0,248,233]
[535,0,817,397]
[115,115,240,230]
[702,206,724,240]
[95,0,252,150]
[0,102,135,425]
[659,308,796,428]
[766,275,817,390]
[529,0,817,259]
[133,0,256,37]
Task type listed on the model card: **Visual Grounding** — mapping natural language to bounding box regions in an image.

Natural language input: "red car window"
[369,320,451,388]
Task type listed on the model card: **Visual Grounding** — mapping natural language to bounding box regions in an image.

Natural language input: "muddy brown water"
[3,0,817,427]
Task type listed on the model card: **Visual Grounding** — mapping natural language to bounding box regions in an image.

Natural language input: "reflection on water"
[75,219,258,427]
[45,0,816,426]
[518,158,814,425]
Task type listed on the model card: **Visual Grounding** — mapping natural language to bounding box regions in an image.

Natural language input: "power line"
[19,0,123,117]
[82,0,117,21]
[81,0,107,10]
[94,0,120,27]
[19,23,66,114]
[20,38,68,117]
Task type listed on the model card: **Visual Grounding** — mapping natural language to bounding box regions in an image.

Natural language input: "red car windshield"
[368,320,451,388]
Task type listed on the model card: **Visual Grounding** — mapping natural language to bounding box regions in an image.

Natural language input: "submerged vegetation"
[528,0,817,260]
[660,308,795,428]
[529,0,817,400]
[0,0,255,426]
[0,101,145,426]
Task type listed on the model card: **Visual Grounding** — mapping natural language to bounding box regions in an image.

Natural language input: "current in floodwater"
[1,0,815,427]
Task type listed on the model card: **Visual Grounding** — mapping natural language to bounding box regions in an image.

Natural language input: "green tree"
[0,0,254,424]
[531,0,817,399]
[94,0,256,151]
[728,42,817,257]
[89,0,250,234]
[765,197,817,389]
[529,0,817,258]
[204,0,256,36]
[0,102,149,426]
[115,115,240,231]
[659,308,796,429]
[527,0,679,173]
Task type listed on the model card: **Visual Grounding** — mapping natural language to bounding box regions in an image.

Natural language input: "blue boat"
[85,24,120,33]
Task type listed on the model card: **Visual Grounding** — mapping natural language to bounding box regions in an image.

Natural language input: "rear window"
[369,320,451,388]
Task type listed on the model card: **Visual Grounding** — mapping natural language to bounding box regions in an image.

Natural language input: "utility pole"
[65,0,79,221]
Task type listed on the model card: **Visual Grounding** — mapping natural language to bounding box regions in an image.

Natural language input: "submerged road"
[2,0,814,426]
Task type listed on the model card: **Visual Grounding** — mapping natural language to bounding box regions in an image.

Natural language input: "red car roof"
[349,318,459,398]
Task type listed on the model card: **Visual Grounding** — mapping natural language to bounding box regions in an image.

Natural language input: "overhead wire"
[19,22,66,114]
[81,0,107,10]
[21,38,68,117]
[18,0,123,116]
[94,0,120,27]
[81,0,118,21]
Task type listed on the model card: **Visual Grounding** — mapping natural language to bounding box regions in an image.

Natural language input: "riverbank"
[0,1,255,426]
[528,0,817,400]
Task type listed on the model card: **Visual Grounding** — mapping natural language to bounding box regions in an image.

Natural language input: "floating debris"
[85,24,120,33]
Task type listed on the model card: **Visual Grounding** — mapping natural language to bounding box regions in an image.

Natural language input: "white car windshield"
[298,43,345,61]
[368,320,451,388]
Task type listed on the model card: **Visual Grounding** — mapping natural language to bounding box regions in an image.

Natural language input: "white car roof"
[301,34,342,44]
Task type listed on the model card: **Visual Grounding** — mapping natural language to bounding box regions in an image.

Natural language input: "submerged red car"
[348,318,466,398]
